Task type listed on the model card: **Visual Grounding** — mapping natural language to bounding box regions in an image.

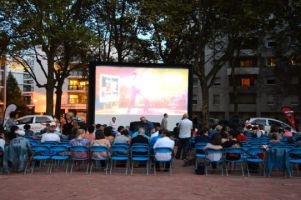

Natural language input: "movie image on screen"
[95,66,188,115]
[92,64,191,130]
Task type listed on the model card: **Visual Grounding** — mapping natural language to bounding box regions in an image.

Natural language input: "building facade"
[192,37,300,121]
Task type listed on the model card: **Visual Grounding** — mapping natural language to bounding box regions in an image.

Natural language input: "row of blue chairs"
[24,143,174,176]
[194,142,301,176]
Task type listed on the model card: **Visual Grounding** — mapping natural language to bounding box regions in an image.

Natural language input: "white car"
[245,117,297,134]
[16,115,60,133]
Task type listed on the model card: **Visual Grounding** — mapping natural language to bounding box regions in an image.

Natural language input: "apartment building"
[192,37,300,121]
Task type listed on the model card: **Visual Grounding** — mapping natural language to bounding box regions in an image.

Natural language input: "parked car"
[16,115,60,133]
[245,117,297,134]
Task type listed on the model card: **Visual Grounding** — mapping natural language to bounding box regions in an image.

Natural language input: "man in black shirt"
[131,128,149,145]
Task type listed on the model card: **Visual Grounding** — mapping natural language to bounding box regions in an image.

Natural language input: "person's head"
[9,111,18,119]
[121,129,129,136]
[65,112,74,120]
[112,117,116,122]
[95,124,101,130]
[160,129,171,137]
[72,120,79,127]
[76,129,86,138]
[11,125,19,134]
[24,124,31,131]
[48,125,56,133]
[104,126,113,137]
[155,125,161,132]
[215,125,223,133]
[140,116,146,123]
[117,126,125,133]
[271,133,279,141]
[163,113,168,118]
[182,113,188,119]
[209,133,222,145]
[258,124,264,131]
[246,125,252,130]
[138,128,145,135]
[95,130,105,140]
[87,125,95,134]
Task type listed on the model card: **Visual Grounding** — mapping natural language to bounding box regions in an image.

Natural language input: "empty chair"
[69,146,90,174]
[110,145,129,175]
[49,145,69,174]
[288,148,301,176]
[26,146,51,174]
[245,147,266,176]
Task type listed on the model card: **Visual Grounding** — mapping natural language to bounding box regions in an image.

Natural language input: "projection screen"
[88,63,192,130]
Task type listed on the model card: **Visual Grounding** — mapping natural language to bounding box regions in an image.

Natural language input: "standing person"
[109,117,118,134]
[161,113,168,130]
[62,112,74,140]
[175,113,192,160]
[4,111,18,132]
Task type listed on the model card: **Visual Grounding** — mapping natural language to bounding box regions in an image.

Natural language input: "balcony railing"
[68,85,88,91]
[69,71,84,77]
[68,98,87,104]
[23,86,34,92]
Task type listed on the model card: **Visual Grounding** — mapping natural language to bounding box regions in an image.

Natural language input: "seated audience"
[5,125,19,144]
[131,128,149,145]
[153,129,175,171]
[70,129,90,158]
[104,126,115,143]
[91,130,110,159]
[116,126,125,136]
[283,127,293,137]
[270,133,281,143]
[2,130,31,174]
[41,125,61,143]
[114,129,131,144]
[236,131,248,142]
[24,124,34,137]
[0,130,5,151]
[84,125,95,141]
[194,129,209,144]
[203,133,223,161]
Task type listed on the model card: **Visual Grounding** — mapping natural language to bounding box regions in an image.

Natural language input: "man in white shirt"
[153,129,175,171]
[109,117,118,134]
[41,125,61,143]
[175,113,192,160]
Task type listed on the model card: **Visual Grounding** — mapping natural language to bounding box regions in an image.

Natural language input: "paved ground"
[1,160,301,200]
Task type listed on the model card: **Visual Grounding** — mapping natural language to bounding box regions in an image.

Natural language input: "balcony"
[68,98,87,104]
[69,71,84,77]
[23,86,34,92]
[227,67,259,76]
[68,85,88,91]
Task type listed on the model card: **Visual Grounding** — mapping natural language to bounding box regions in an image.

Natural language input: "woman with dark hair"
[203,133,223,161]
[91,130,110,159]
[104,126,115,143]
[84,125,95,141]
[194,129,209,144]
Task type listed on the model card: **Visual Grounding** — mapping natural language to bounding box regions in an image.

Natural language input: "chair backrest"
[131,146,149,155]
[70,146,89,152]
[289,148,301,156]
[50,145,68,155]
[246,147,265,156]
[195,142,207,150]
[114,143,129,147]
[154,147,173,153]
[132,143,149,147]
[90,146,108,152]
[225,148,244,154]
[205,149,223,155]
[32,146,50,155]
[111,145,129,152]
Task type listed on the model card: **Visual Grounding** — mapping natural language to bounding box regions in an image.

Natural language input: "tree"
[6,72,29,116]
[7,0,96,117]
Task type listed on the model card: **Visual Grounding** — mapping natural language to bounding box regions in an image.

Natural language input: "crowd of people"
[1,111,300,175]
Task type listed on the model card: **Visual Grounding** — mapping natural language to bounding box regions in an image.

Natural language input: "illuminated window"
[69,80,78,85]
[266,57,276,67]
[241,78,251,87]
[69,94,79,104]
[239,57,257,67]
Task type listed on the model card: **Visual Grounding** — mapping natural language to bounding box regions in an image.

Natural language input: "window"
[241,78,251,87]
[266,57,276,67]
[213,94,220,105]
[69,80,79,86]
[266,78,276,85]
[253,119,267,126]
[192,94,198,105]
[35,116,51,123]
[230,93,256,104]
[69,94,79,104]
[17,117,33,125]
[268,120,282,127]
[238,57,257,68]
[213,77,221,86]
[193,78,199,87]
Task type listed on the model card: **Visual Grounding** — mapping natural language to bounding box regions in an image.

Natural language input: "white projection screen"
[88,63,192,130]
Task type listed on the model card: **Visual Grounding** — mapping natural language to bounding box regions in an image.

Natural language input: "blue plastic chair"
[110,145,130,175]
[27,146,51,174]
[131,146,150,175]
[288,148,301,176]
[153,147,173,175]
[195,143,207,169]
[70,146,90,174]
[245,147,266,176]
[204,149,224,176]
[49,146,69,174]
[89,146,109,174]
[224,148,245,176]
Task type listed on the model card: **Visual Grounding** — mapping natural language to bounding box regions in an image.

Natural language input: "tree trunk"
[45,86,54,115]
[55,84,63,120]
[201,82,210,128]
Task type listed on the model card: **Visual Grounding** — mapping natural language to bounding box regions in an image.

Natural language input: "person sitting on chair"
[41,125,61,143]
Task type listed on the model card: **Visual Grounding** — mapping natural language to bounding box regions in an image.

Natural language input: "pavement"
[1,160,301,200]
